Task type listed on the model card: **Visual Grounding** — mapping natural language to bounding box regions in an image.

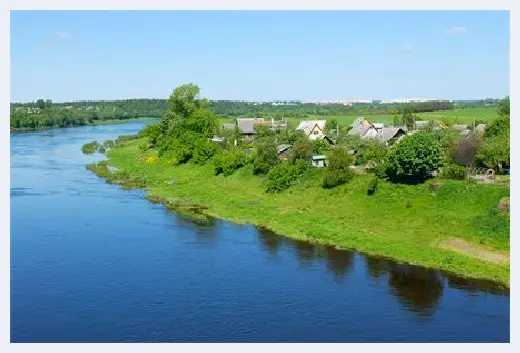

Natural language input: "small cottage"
[376,127,407,146]
[277,144,292,161]
[311,155,327,168]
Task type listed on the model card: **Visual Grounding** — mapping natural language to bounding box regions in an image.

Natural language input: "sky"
[10,10,510,102]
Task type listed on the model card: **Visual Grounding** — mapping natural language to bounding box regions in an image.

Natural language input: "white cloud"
[445,26,468,36]
[56,30,72,39]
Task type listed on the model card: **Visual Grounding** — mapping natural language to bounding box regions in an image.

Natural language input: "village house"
[277,144,292,161]
[296,120,327,140]
[255,118,287,131]
[452,124,471,138]
[376,127,407,146]
[348,117,378,139]
[223,117,265,142]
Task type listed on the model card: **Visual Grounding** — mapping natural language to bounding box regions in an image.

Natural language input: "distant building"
[277,144,292,161]
[348,117,378,139]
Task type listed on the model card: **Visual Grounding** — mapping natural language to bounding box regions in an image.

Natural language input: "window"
[313,130,319,135]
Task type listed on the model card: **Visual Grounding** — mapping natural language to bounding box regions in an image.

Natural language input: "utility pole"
[473,117,476,131]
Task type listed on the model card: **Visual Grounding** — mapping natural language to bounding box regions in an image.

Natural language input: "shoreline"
[86,139,510,288]
[10,117,158,133]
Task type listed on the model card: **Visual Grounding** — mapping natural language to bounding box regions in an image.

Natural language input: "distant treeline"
[10,97,501,131]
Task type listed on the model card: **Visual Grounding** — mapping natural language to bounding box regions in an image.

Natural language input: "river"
[10,121,510,343]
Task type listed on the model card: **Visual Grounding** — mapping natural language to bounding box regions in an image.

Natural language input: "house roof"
[277,144,292,154]
[348,117,374,137]
[459,129,471,138]
[476,124,486,133]
[452,124,470,131]
[312,155,327,160]
[296,120,326,135]
[237,118,259,134]
[377,127,406,142]
[373,123,384,129]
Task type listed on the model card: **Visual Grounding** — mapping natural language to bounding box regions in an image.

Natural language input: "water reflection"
[254,227,509,318]
[164,210,220,247]
[387,264,444,317]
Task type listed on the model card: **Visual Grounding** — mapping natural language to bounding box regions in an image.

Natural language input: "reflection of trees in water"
[164,209,220,246]
[386,263,444,317]
[365,257,390,280]
[294,241,317,266]
[446,275,510,297]
[325,247,355,283]
[256,227,284,256]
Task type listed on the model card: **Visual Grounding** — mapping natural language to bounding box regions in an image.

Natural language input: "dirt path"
[440,239,509,265]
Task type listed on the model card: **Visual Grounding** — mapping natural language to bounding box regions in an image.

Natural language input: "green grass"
[417,107,498,125]
[96,139,510,287]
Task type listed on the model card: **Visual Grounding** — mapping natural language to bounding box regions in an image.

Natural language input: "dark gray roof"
[277,144,292,154]
[377,127,406,142]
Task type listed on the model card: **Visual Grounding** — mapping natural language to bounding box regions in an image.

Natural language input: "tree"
[386,132,445,184]
[312,138,330,154]
[322,147,354,188]
[167,83,202,119]
[476,132,510,171]
[35,99,46,110]
[401,107,415,130]
[485,115,510,138]
[291,137,313,163]
[452,136,482,167]
[497,96,510,117]
[253,139,279,175]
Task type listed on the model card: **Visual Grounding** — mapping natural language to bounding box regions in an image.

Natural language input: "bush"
[192,139,219,165]
[253,139,279,175]
[291,137,313,163]
[115,134,139,145]
[81,141,100,154]
[213,149,247,176]
[138,142,149,151]
[367,177,379,195]
[265,161,307,193]
[103,140,115,149]
[322,147,354,189]
[441,164,467,180]
[386,132,445,184]
[451,137,481,167]
[476,132,510,171]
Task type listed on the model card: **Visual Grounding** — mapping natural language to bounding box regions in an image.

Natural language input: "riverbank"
[90,138,510,287]
[10,117,158,133]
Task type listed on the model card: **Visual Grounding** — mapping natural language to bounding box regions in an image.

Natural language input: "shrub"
[476,132,510,171]
[213,149,247,176]
[192,139,219,165]
[115,134,138,145]
[145,155,159,165]
[253,139,279,175]
[312,138,331,154]
[103,140,115,149]
[386,132,445,184]
[98,146,106,154]
[451,137,482,167]
[81,141,100,154]
[441,164,467,180]
[265,161,307,193]
[138,142,149,151]
[291,137,313,163]
[367,177,379,195]
[322,147,354,189]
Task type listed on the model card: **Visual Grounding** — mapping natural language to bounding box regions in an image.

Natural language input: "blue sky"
[10,10,509,102]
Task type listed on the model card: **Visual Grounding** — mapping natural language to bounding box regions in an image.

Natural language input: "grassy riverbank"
[91,138,510,287]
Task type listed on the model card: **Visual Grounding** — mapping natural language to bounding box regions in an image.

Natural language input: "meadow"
[89,138,510,286]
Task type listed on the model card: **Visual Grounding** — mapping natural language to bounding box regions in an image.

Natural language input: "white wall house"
[296,120,327,141]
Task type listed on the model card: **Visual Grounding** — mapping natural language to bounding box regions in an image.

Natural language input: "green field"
[217,107,499,130]
[91,139,510,286]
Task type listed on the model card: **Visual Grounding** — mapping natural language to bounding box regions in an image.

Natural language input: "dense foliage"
[385,132,445,184]
[213,148,247,176]
[265,160,308,193]
[322,147,354,188]
[253,138,279,175]
[81,141,101,154]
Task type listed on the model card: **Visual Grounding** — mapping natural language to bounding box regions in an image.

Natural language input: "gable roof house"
[348,117,378,139]
[376,127,407,146]
[223,117,265,142]
[296,120,328,140]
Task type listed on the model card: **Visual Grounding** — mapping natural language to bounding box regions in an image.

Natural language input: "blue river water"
[10,122,510,342]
